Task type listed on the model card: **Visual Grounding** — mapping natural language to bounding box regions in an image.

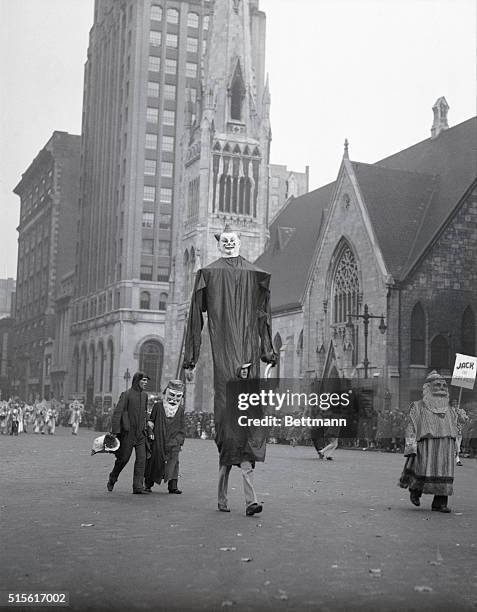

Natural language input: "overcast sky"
[1,0,475,279]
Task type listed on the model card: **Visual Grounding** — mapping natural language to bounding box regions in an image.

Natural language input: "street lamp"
[347,304,387,379]
[123,368,131,390]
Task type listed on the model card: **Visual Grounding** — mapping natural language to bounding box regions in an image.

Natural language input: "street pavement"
[1,427,476,612]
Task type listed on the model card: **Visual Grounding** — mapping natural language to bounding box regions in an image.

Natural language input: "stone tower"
[164,0,271,411]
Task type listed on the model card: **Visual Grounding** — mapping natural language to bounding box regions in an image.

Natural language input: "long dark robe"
[183,256,275,466]
[145,400,185,485]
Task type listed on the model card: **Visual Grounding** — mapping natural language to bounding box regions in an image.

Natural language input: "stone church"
[256,98,477,422]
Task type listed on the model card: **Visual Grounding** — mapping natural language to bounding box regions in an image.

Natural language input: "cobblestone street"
[1,427,476,611]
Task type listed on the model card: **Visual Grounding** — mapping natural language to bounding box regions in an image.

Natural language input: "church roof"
[259,116,476,311]
[256,183,333,311]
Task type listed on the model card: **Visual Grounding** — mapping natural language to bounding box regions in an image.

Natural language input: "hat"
[166,379,185,392]
[214,224,236,241]
[426,370,446,383]
[91,433,120,456]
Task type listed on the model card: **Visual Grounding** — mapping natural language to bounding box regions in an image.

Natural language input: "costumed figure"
[144,379,186,494]
[399,371,457,513]
[183,226,277,516]
[0,401,9,434]
[107,372,150,494]
[46,405,58,435]
[69,400,84,435]
[34,400,47,434]
[9,405,20,436]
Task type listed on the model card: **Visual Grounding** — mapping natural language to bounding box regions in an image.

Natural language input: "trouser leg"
[132,439,147,491]
[110,436,134,483]
[321,438,338,456]
[432,494,448,509]
[456,435,462,460]
[218,464,232,506]
[240,461,258,507]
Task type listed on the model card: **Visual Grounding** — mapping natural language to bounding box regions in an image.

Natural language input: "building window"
[187,37,198,53]
[149,31,162,47]
[161,162,173,177]
[140,265,153,281]
[163,84,176,100]
[430,335,450,371]
[158,241,170,256]
[162,135,174,152]
[145,133,158,149]
[147,81,160,97]
[142,239,154,254]
[188,12,199,28]
[165,59,177,74]
[461,306,475,355]
[166,8,179,24]
[107,340,114,393]
[332,246,359,324]
[189,88,197,103]
[151,5,162,21]
[230,62,245,121]
[139,340,164,392]
[160,188,172,203]
[148,56,161,72]
[157,267,169,282]
[203,15,209,30]
[144,159,157,176]
[159,213,171,229]
[140,291,151,310]
[142,212,155,228]
[273,333,283,380]
[143,186,156,202]
[166,33,178,48]
[159,292,168,310]
[146,107,159,123]
[163,110,175,126]
[410,302,426,364]
[186,62,197,78]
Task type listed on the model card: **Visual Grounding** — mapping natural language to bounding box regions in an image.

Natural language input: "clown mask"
[218,231,241,258]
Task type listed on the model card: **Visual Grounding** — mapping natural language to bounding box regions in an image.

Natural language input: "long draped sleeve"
[257,273,276,363]
[183,271,207,369]
[404,402,418,456]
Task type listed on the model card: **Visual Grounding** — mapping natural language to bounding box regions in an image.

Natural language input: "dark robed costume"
[145,400,185,487]
[183,256,274,466]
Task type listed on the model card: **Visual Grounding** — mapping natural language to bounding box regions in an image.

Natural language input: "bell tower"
[163,0,271,402]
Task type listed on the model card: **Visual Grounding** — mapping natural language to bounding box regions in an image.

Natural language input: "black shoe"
[326,457,333,461]
[218,504,230,512]
[133,488,146,494]
[432,506,451,513]
[107,479,115,492]
[246,502,263,516]
[144,487,152,493]
[317,451,324,460]
[410,491,421,506]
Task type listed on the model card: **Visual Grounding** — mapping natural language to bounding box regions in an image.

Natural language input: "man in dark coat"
[183,226,277,515]
[144,379,186,494]
[107,371,150,494]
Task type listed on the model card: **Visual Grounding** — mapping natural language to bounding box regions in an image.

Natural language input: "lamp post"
[123,368,131,390]
[347,304,387,379]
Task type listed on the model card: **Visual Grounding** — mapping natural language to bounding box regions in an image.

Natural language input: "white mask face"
[218,232,241,258]
[165,388,183,406]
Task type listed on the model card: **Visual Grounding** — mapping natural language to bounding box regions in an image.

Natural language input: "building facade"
[0,278,16,320]
[162,0,272,411]
[71,0,273,415]
[12,132,81,401]
[257,101,477,435]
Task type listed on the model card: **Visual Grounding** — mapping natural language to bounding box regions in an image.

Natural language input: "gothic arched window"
[159,292,168,311]
[230,63,245,121]
[98,342,104,392]
[430,335,449,371]
[332,246,359,324]
[139,340,164,392]
[107,340,114,393]
[461,306,475,355]
[410,303,426,364]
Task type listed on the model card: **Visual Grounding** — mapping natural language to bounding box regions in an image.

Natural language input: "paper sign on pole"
[451,353,477,390]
